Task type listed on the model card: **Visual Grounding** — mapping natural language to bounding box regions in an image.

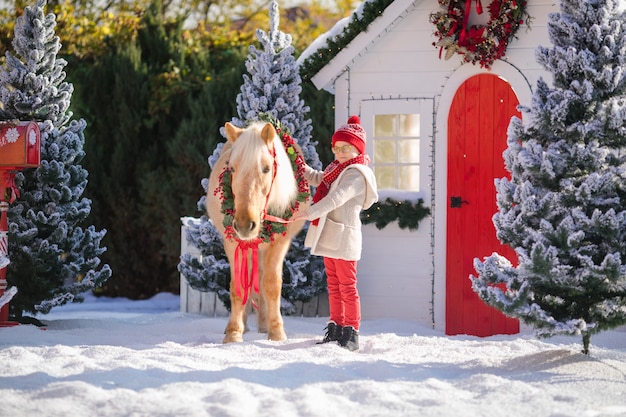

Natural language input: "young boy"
[292,116,378,351]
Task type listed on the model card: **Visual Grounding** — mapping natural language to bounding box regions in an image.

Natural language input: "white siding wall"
[360,223,433,324]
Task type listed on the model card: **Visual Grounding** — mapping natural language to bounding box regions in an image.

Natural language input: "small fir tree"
[0,0,111,317]
[179,1,326,314]
[471,0,626,354]
[230,0,321,171]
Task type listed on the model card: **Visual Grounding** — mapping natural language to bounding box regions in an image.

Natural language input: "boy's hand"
[291,212,308,222]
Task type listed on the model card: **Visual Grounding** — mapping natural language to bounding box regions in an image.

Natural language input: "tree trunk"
[582,333,591,355]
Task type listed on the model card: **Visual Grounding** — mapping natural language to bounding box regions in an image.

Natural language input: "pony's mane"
[230,122,298,215]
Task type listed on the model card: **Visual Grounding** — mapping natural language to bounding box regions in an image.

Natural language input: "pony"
[206,121,310,343]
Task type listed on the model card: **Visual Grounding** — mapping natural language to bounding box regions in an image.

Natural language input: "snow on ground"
[1,292,626,417]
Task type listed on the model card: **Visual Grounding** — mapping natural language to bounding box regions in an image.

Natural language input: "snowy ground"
[1,293,626,417]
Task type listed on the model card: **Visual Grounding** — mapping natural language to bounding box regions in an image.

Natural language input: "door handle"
[450,196,469,208]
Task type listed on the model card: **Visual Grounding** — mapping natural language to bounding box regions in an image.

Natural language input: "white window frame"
[360,98,433,201]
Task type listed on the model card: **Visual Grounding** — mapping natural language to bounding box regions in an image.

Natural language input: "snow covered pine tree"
[178,1,326,314]
[472,0,626,354]
[0,0,111,320]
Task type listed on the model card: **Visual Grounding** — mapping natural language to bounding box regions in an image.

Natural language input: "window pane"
[374,166,396,189]
[398,139,420,163]
[374,139,396,164]
[371,110,423,192]
[398,165,420,191]
[374,114,395,137]
[399,114,420,137]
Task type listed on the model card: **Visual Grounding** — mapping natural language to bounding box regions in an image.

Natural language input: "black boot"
[317,321,342,344]
[339,326,359,352]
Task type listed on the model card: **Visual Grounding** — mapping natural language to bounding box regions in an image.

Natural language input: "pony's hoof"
[267,329,287,341]
[223,332,243,343]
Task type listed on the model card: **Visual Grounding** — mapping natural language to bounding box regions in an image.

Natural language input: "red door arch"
[446,73,520,336]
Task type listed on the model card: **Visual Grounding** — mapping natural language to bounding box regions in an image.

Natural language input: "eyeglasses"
[331,145,356,154]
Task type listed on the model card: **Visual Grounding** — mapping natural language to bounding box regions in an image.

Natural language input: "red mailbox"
[0,121,41,169]
[0,120,41,326]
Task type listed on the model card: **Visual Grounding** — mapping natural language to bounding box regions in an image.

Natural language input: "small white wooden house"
[181,0,561,336]
[299,0,559,336]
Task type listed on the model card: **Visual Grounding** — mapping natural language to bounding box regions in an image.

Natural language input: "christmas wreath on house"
[430,0,530,68]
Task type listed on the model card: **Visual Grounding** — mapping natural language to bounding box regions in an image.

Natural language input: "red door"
[446,73,520,336]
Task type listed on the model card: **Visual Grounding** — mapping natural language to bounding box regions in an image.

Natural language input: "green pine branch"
[361,197,431,231]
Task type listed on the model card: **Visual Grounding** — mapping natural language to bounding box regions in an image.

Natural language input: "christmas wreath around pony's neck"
[215,118,310,244]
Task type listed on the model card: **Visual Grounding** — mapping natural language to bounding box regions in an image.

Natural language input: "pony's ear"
[225,122,243,143]
[260,123,277,145]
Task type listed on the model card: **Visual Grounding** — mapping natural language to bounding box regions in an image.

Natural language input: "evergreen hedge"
[66,3,335,299]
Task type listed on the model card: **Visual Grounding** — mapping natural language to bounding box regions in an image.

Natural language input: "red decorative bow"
[233,238,262,307]
[1,171,20,204]
[458,0,483,44]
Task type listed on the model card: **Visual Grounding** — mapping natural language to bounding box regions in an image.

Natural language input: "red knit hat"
[332,115,366,154]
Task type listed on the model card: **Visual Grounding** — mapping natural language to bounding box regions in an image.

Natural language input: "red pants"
[324,257,361,330]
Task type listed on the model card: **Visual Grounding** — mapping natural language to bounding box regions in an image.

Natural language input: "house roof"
[298,0,422,93]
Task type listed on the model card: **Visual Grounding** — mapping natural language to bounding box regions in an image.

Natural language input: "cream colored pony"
[207,121,309,343]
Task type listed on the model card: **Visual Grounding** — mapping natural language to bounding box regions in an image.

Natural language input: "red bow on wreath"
[457,0,482,44]
[1,171,20,204]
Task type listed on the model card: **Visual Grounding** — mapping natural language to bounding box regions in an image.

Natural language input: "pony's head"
[225,121,298,240]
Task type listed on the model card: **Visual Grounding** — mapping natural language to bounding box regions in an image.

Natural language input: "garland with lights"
[430,0,530,68]
[216,114,310,243]
[299,0,394,81]
[361,197,431,231]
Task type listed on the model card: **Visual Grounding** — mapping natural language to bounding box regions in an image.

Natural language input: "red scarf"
[311,154,370,225]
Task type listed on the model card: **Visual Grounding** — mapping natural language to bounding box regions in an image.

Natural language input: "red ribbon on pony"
[233,238,262,306]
